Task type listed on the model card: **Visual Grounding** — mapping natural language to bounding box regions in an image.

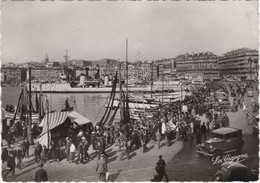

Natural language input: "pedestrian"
[3,150,16,179]
[142,131,148,153]
[65,137,71,161]
[82,137,91,161]
[57,139,64,161]
[76,140,83,164]
[49,140,57,162]
[96,154,108,181]
[206,121,210,131]
[196,131,202,144]
[120,140,129,160]
[34,141,42,164]
[34,163,48,182]
[22,124,27,140]
[16,145,23,170]
[200,122,207,141]
[41,145,48,163]
[157,155,169,182]
[69,142,76,163]
[24,138,30,158]
[6,131,13,148]
[188,130,194,148]
[155,129,161,149]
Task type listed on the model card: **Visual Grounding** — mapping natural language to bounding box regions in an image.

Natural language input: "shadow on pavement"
[15,165,38,178]
[128,152,137,160]
[109,170,122,182]
[22,160,35,169]
[107,150,118,158]
[107,156,118,164]
[146,145,154,152]
[106,148,113,154]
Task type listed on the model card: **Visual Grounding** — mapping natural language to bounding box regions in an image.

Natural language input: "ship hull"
[2,108,39,120]
[29,83,155,93]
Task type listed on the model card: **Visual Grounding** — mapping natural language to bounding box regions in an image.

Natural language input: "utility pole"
[28,68,33,145]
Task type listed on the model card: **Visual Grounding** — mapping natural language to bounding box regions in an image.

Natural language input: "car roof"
[212,127,242,135]
[222,162,247,170]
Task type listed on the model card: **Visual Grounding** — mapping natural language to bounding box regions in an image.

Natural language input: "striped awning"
[39,111,70,136]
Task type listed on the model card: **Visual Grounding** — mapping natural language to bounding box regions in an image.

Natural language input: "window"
[225,133,232,139]
[212,133,224,139]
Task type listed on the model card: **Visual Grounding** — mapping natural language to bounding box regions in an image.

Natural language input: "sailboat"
[2,88,40,121]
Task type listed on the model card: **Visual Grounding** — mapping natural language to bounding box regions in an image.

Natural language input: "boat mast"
[150,62,153,98]
[126,38,129,101]
[39,83,42,120]
[118,60,124,122]
[46,96,50,148]
[64,50,69,66]
[12,89,24,122]
[64,50,69,81]
[125,38,129,123]
[28,68,33,145]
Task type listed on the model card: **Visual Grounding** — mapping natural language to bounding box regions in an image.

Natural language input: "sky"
[1,1,259,64]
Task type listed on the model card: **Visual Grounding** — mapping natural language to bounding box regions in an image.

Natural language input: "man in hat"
[3,150,16,179]
[96,154,108,181]
[34,163,48,182]
[157,155,169,182]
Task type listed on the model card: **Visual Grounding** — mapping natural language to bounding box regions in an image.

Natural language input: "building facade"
[218,48,258,80]
[29,68,64,82]
[175,52,219,80]
[1,68,27,84]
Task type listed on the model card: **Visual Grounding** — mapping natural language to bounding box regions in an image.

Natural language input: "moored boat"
[2,107,39,120]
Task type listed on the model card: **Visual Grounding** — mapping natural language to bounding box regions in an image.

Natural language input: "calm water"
[1,86,115,124]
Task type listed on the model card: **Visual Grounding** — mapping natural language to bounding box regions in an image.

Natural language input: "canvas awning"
[38,111,92,147]
[39,111,70,135]
[67,111,91,126]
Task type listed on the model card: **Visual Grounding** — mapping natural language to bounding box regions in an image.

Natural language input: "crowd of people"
[2,80,258,181]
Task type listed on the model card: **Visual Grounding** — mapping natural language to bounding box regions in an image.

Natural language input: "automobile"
[247,90,253,97]
[197,127,244,157]
[210,162,258,181]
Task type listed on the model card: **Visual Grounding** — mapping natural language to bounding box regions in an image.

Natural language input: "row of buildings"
[1,48,258,85]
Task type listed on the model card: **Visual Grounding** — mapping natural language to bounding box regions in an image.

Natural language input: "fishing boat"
[2,107,39,120]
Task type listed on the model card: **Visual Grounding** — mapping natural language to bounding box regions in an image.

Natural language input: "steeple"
[44,52,49,63]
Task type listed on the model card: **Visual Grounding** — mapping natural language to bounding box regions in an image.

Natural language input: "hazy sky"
[1,1,259,64]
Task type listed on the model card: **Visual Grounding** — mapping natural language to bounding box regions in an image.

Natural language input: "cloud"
[1,1,258,64]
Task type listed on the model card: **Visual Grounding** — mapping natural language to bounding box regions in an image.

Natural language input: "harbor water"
[1,86,114,124]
